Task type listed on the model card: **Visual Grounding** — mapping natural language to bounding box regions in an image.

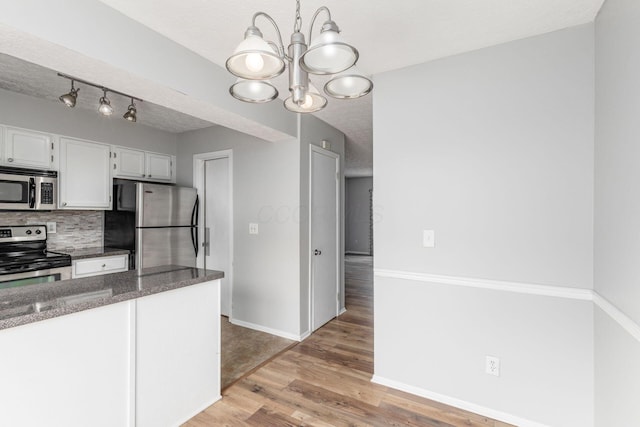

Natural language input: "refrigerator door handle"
[191,195,200,258]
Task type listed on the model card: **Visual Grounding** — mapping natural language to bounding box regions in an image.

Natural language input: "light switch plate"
[423,230,435,248]
[249,223,259,235]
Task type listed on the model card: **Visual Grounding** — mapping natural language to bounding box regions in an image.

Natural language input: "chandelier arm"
[252,12,287,60]
[307,6,332,45]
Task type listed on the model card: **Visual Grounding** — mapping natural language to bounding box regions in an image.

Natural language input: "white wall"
[176,126,302,339]
[373,24,595,427]
[594,0,640,424]
[346,177,372,254]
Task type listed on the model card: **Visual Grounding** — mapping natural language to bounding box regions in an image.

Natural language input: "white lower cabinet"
[59,137,112,209]
[72,254,129,278]
[0,280,220,427]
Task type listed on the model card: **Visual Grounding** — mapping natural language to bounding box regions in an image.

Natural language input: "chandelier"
[225,0,373,113]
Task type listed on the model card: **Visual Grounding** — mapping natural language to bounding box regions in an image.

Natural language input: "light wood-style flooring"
[184,256,515,426]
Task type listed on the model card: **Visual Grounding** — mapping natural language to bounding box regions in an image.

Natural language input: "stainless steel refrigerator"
[104,180,199,273]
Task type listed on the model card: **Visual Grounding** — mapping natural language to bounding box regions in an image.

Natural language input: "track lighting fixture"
[123,99,137,122]
[59,80,79,108]
[57,73,143,122]
[98,90,113,116]
[226,0,372,113]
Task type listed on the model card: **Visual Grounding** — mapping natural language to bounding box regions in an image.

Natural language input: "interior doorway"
[194,150,233,317]
[309,145,340,332]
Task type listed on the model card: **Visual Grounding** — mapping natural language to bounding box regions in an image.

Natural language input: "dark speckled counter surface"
[0,265,223,330]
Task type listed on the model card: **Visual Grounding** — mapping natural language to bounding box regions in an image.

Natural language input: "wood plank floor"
[184,256,515,427]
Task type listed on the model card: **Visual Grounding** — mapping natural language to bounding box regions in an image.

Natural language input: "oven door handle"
[29,177,36,209]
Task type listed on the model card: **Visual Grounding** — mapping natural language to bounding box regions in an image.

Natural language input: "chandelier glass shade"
[226,0,372,113]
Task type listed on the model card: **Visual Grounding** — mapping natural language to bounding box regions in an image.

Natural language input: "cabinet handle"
[62,202,67,206]
[142,174,145,177]
[7,158,13,162]
[148,175,152,178]
[102,264,106,268]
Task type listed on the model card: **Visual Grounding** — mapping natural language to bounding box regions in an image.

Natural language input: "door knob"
[314,249,322,256]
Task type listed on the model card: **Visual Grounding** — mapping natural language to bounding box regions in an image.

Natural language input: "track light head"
[59,81,79,108]
[123,99,137,122]
[98,90,113,116]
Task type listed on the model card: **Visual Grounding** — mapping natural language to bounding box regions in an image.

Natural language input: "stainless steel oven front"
[0,167,57,210]
[0,266,72,290]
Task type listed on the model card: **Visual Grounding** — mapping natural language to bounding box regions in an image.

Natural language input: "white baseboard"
[371,375,550,427]
[230,318,304,341]
[339,307,347,315]
[176,395,221,427]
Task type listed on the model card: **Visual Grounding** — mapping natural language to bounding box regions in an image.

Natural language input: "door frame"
[193,150,234,317]
[308,144,340,333]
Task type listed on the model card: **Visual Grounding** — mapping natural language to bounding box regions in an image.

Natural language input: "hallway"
[184,256,512,426]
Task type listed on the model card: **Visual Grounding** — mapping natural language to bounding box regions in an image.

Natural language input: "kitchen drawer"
[72,254,129,278]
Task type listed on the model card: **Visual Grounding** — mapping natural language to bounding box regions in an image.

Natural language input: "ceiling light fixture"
[226,0,372,113]
[57,73,143,122]
[123,98,137,122]
[59,80,79,108]
[98,90,114,116]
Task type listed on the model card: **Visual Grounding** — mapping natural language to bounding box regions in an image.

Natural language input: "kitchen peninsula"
[0,265,223,427]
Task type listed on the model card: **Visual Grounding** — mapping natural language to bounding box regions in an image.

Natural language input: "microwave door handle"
[29,178,36,209]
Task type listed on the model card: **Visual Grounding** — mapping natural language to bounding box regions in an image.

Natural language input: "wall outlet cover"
[249,223,259,235]
[46,222,57,234]
[486,355,500,377]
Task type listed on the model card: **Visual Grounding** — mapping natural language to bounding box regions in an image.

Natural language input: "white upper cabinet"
[113,147,146,179]
[59,137,112,210]
[146,152,173,182]
[113,146,174,183]
[2,127,54,169]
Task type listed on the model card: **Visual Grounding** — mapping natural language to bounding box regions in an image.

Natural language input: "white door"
[4,127,53,169]
[204,157,232,316]
[310,146,339,331]
[145,153,173,182]
[113,147,146,180]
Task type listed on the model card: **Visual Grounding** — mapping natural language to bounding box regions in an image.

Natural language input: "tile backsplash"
[0,211,103,251]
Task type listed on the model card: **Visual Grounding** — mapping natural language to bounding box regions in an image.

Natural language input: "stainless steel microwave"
[0,167,57,210]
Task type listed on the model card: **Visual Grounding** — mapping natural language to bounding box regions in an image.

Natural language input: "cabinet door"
[114,147,146,179]
[59,138,112,209]
[4,127,53,169]
[145,153,173,182]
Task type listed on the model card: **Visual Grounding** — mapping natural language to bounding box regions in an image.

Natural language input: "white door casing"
[309,145,340,332]
[194,151,233,318]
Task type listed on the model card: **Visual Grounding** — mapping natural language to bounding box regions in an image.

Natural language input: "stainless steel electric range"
[0,225,71,290]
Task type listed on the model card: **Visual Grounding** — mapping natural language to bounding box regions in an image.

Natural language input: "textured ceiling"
[0,53,215,134]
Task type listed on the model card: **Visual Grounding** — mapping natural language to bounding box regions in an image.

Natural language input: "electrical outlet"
[486,356,500,377]
[46,222,57,234]
[249,223,259,235]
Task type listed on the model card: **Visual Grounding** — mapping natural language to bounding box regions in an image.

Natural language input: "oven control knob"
[26,230,32,235]
[35,230,42,235]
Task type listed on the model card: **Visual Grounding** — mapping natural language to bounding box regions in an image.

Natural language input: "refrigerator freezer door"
[137,183,197,227]
[136,227,197,271]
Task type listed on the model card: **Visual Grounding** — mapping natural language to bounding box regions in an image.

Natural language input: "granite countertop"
[56,247,130,260]
[0,265,223,331]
